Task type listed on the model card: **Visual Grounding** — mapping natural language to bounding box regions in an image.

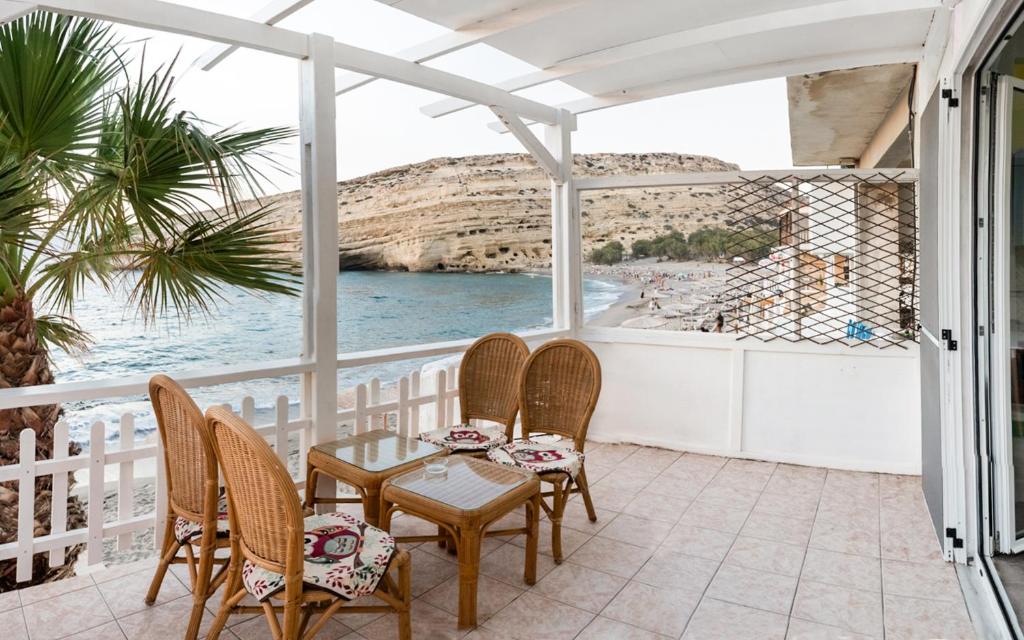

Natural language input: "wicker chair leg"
[184,536,216,640]
[145,518,180,605]
[282,599,303,640]
[437,524,447,549]
[550,479,565,563]
[575,466,598,522]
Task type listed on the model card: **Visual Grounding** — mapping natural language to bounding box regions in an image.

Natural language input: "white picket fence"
[0,366,460,584]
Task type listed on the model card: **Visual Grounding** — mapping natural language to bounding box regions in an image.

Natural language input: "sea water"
[48,272,622,444]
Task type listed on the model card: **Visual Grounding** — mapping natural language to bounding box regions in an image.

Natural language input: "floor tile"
[707,468,772,493]
[559,500,613,534]
[63,621,127,640]
[881,559,963,602]
[678,501,750,535]
[96,566,189,618]
[89,559,159,585]
[660,524,735,562]
[567,534,652,579]
[117,594,222,640]
[358,599,462,640]
[0,608,28,640]
[808,518,880,558]
[681,598,788,640]
[483,591,594,640]
[480,543,556,587]
[602,581,698,637]
[724,536,806,577]
[21,585,113,640]
[754,491,820,521]
[791,580,883,637]
[620,491,690,523]
[694,484,761,512]
[742,510,814,546]
[883,593,975,640]
[800,549,881,593]
[507,520,591,558]
[576,616,671,639]
[632,548,719,593]
[596,513,673,550]
[408,547,459,596]
[530,562,627,613]
[17,574,95,606]
[705,564,798,614]
[229,611,352,640]
[421,574,523,622]
[785,618,875,639]
[0,589,21,613]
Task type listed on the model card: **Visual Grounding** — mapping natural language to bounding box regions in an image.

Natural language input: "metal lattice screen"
[722,173,918,348]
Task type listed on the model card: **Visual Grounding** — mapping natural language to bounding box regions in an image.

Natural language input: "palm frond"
[125,204,300,323]
[0,154,46,249]
[34,313,92,354]
[0,12,121,183]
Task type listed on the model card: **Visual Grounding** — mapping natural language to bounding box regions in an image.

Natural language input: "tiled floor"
[1,443,976,639]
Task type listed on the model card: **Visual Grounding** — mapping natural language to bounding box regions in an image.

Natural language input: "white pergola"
[0,0,947,496]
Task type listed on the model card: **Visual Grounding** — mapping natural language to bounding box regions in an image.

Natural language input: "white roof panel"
[370,0,943,115]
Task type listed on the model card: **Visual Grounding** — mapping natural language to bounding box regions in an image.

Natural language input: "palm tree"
[0,13,299,589]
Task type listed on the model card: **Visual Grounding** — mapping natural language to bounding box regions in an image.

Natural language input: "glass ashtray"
[424,457,449,475]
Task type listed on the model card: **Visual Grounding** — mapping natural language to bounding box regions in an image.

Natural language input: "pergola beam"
[15,0,560,126]
[332,40,560,125]
[422,0,941,119]
[335,0,582,96]
[195,0,315,71]
[487,44,924,132]
[491,106,563,183]
[23,0,310,59]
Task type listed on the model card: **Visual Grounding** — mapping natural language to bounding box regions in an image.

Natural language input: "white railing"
[0,362,465,584]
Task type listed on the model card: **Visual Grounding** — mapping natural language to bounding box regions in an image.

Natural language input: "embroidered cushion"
[242,512,396,602]
[173,490,229,544]
[419,424,507,451]
[487,440,584,478]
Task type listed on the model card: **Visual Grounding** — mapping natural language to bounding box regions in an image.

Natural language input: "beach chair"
[486,339,601,562]
[419,332,529,454]
[205,407,411,640]
[145,375,231,640]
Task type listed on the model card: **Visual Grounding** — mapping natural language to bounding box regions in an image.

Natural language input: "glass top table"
[311,430,443,473]
[387,455,534,511]
[380,455,540,629]
[304,430,446,527]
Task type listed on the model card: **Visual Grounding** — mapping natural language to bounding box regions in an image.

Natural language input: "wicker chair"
[145,375,231,640]
[486,339,601,562]
[205,407,411,640]
[419,332,529,454]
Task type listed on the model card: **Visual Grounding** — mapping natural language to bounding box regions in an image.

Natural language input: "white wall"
[581,328,921,474]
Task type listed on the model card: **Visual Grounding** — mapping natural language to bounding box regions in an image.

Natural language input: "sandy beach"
[586,259,730,331]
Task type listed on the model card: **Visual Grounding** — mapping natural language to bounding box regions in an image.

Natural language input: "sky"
[115,0,795,196]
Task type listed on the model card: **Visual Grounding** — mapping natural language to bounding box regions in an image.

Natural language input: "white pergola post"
[299,33,339,502]
[545,109,582,333]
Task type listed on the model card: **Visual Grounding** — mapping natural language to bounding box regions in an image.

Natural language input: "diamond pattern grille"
[721,173,918,349]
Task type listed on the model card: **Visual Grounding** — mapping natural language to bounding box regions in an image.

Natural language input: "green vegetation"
[626,225,777,263]
[589,241,625,265]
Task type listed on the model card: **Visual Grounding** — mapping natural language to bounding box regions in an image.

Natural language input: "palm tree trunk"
[0,294,85,590]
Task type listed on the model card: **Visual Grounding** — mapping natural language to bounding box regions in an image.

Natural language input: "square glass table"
[303,430,445,527]
[380,456,541,628]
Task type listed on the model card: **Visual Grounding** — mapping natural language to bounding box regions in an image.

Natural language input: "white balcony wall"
[581,329,920,474]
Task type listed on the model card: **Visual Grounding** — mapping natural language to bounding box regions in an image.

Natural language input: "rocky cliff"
[258,152,742,272]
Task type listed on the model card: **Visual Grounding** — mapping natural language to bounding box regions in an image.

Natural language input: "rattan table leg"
[456,528,482,628]
[363,484,381,528]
